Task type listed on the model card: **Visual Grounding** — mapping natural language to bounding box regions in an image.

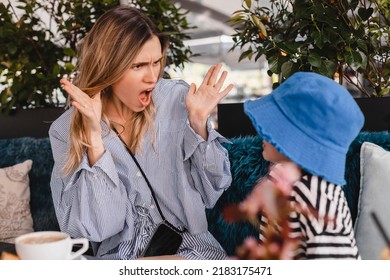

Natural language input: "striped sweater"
[260,173,360,259]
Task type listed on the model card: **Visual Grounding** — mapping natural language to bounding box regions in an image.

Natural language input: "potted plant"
[228,0,389,97]
[0,0,195,138]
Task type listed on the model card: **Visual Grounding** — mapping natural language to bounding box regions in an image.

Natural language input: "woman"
[49,6,233,260]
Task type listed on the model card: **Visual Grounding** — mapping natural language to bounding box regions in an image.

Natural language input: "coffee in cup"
[15,231,89,260]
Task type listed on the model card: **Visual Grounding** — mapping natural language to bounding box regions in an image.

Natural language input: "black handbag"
[140,221,183,257]
[116,131,185,257]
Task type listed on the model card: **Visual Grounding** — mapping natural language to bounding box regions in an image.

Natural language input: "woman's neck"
[106,99,134,127]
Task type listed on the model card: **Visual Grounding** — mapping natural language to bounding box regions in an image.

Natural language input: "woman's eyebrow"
[132,57,163,66]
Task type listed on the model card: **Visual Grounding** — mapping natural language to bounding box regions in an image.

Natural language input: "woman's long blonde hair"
[63,6,169,174]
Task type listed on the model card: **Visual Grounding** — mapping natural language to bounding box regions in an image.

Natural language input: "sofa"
[1,132,390,259]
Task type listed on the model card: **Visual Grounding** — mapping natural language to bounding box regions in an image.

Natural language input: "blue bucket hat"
[244,72,364,185]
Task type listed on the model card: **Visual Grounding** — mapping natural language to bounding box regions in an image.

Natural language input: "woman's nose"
[144,66,157,83]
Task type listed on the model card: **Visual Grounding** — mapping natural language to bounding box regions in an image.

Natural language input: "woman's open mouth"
[139,88,153,107]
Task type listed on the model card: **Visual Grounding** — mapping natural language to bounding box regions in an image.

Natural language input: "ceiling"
[172,0,242,39]
[171,0,269,70]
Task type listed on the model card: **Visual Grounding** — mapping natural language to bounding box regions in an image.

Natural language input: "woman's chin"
[134,102,150,112]
[133,106,146,113]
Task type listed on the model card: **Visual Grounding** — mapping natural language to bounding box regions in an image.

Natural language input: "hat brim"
[244,95,346,185]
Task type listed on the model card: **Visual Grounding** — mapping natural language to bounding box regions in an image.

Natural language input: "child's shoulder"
[293,172,346,210]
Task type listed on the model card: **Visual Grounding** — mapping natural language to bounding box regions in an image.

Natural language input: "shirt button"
[136,171,141,177]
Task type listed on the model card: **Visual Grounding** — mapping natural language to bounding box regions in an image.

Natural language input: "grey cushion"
[355,142,390,259]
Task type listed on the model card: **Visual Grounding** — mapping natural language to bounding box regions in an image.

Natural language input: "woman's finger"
[60,79,90,106]
[61,79,80,99]
[208,63,222,86]
[188,83,197,96]
[213,70,228,91]
[218,83,234,99]
[200,66,214,88]
[71,101,84,112]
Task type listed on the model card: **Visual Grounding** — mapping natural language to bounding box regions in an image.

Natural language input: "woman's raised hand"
[60,78,105,165]
[185,64,234,138]
[60,78,102,134]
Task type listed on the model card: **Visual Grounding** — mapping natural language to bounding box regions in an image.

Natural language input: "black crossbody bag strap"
[114,129,185,234]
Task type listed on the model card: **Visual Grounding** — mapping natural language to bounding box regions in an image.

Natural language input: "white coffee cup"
[15,231,89,260]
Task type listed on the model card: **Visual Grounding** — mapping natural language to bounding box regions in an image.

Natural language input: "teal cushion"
[354,142,390,259]
[207,136,268,255]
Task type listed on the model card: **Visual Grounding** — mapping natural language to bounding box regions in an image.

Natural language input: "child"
[243,72,364,259]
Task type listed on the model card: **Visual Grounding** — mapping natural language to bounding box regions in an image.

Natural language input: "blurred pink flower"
[223,162,303,260]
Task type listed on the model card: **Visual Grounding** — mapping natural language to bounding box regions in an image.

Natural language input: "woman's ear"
[101,87,112,97]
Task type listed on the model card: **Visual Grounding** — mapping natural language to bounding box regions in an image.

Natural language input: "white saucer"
[73,255,87,260]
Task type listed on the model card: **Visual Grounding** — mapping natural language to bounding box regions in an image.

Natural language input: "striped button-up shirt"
[260,173,360,259]
[49,78,232,258]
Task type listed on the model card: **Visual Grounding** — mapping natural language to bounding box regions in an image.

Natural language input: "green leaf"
[324,60,337,77]
[238,48,253,62]
[281,61,294,79]
[308,53,322,68]
[366,8,374,18]
[344,52,353,66]
[383,60,390,77]
[7,44,18,55]
[52,64,60,76]
[358,8,368,21]
[228,13,245,25]
[268,57,279,74]
[379,88,389,96]
[358,51,367,69]
[64,48,76,57]
[348,51,364,71]
[65,63,74,71]
[311,31,324,49]
[255,50,264,61]
[244,0,252,9]
[357,39,368,52]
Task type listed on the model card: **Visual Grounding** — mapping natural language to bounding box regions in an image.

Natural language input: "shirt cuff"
[76,149,120,187]
[183,120,231,160]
